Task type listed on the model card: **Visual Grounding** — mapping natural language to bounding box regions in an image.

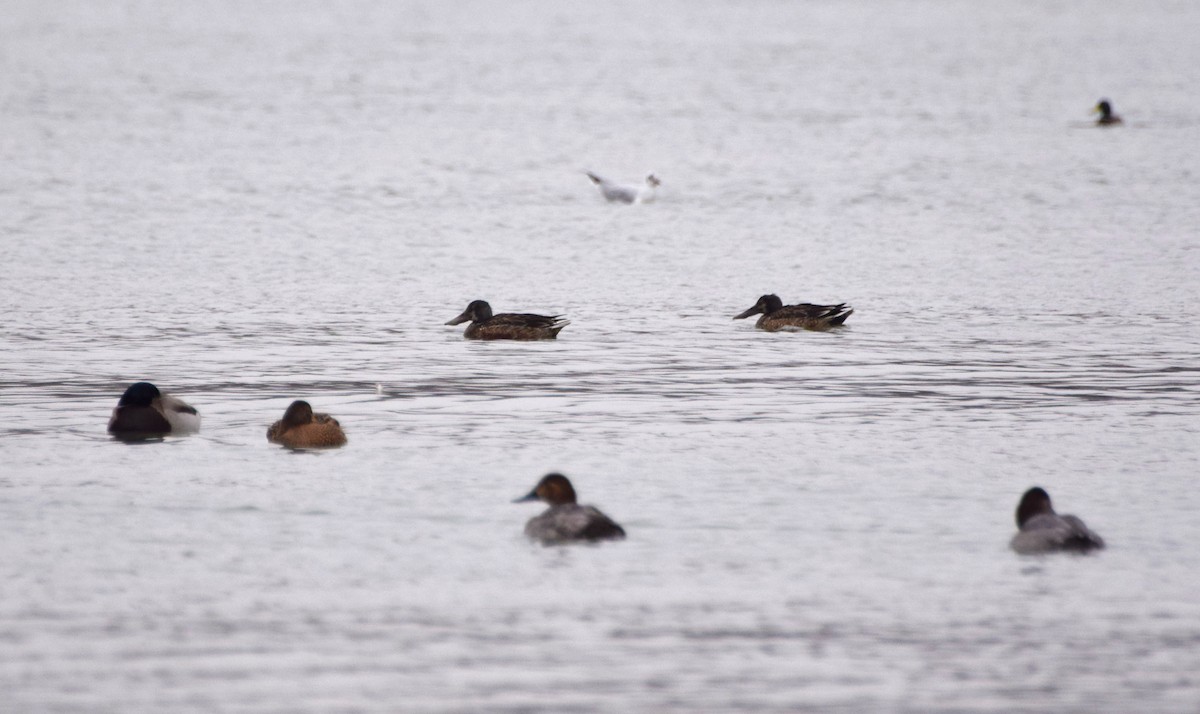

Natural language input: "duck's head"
[281,400,314,427]
[646,174,661,188]
[1093,99,1114,119]
[514,472,578,506]
[1015,486,1055,527]
[446,299,493,325]
[118,381,162,407]
[734,294,783,320]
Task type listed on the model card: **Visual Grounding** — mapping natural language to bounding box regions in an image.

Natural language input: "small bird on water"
[1093,98,1122,126]
[514,473,626,544]
[585,171,660,204]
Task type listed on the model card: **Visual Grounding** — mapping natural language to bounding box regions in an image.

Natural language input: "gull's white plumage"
[586,172,660,204]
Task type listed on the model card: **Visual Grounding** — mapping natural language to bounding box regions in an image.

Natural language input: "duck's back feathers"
[1010,487,1104,554]
[524,504,626,544]
[467,314,569,340]
[1011,513,1105,554]
[767,303,854,330]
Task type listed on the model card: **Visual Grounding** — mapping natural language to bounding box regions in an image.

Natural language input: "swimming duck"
[514,473,626,544]
[107,381,200,437]
[1010,487,1105,554]
[734,294,853,331]
[446,299,569,340]
[267,400,347,448]
[1093,99,1122,126]
[585,171,660,204]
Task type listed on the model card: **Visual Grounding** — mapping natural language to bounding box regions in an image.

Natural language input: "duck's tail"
[585,172,603,185]
[828,306,853,326]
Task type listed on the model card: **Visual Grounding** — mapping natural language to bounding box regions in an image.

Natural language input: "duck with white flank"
[107,381,200,438]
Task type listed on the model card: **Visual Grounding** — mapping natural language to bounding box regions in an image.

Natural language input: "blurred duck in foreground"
[107,381,200,437]
[586,171,660,204]
[1093,99,1122,126]
[734,294,853,332]
[446,299,569,340]
[514,473,626,544]
[1010,487,1105,554]
[267,400,347,448]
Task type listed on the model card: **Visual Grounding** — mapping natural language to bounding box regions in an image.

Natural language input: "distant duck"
[585,171,660,204]
[446,299,569,340]
[1093,99,1123,126]
[267,400,347,448]
[734,294,853,331]
[1010,487,1105,554]
[514,473,626,544]
[107,381,200,437]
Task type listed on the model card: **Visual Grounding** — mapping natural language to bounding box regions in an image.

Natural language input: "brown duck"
[734,294,853,331]
[267,400,347,448]
[446,299,569,340]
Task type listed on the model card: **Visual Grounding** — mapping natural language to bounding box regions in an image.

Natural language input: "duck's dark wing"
[776,303,853,323]
[579,506,626,541]
[487,312,566,329]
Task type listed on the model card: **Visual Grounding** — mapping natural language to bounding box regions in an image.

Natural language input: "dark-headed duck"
[1093,99,1122,126]
[734,294,853,332]
[446,300,569,340]
[514,473,626,544]
[267,400,347,448]
[107,381,200,438]
[1011,487,1105,554]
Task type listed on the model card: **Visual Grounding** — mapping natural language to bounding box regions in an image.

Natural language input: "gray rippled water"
[3,1,1200,712]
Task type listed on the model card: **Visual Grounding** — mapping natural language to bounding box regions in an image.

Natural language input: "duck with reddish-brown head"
[514,473,625,544]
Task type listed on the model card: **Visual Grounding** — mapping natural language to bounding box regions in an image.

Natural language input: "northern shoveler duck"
[446,299,569,340]
[267,400,347,448]
[733,294,853,331]
[1093,99,1122,126]
[586,171,660,204]
[107,381,200,437]
[514,473,626,544]
[1010,487,1105,554]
